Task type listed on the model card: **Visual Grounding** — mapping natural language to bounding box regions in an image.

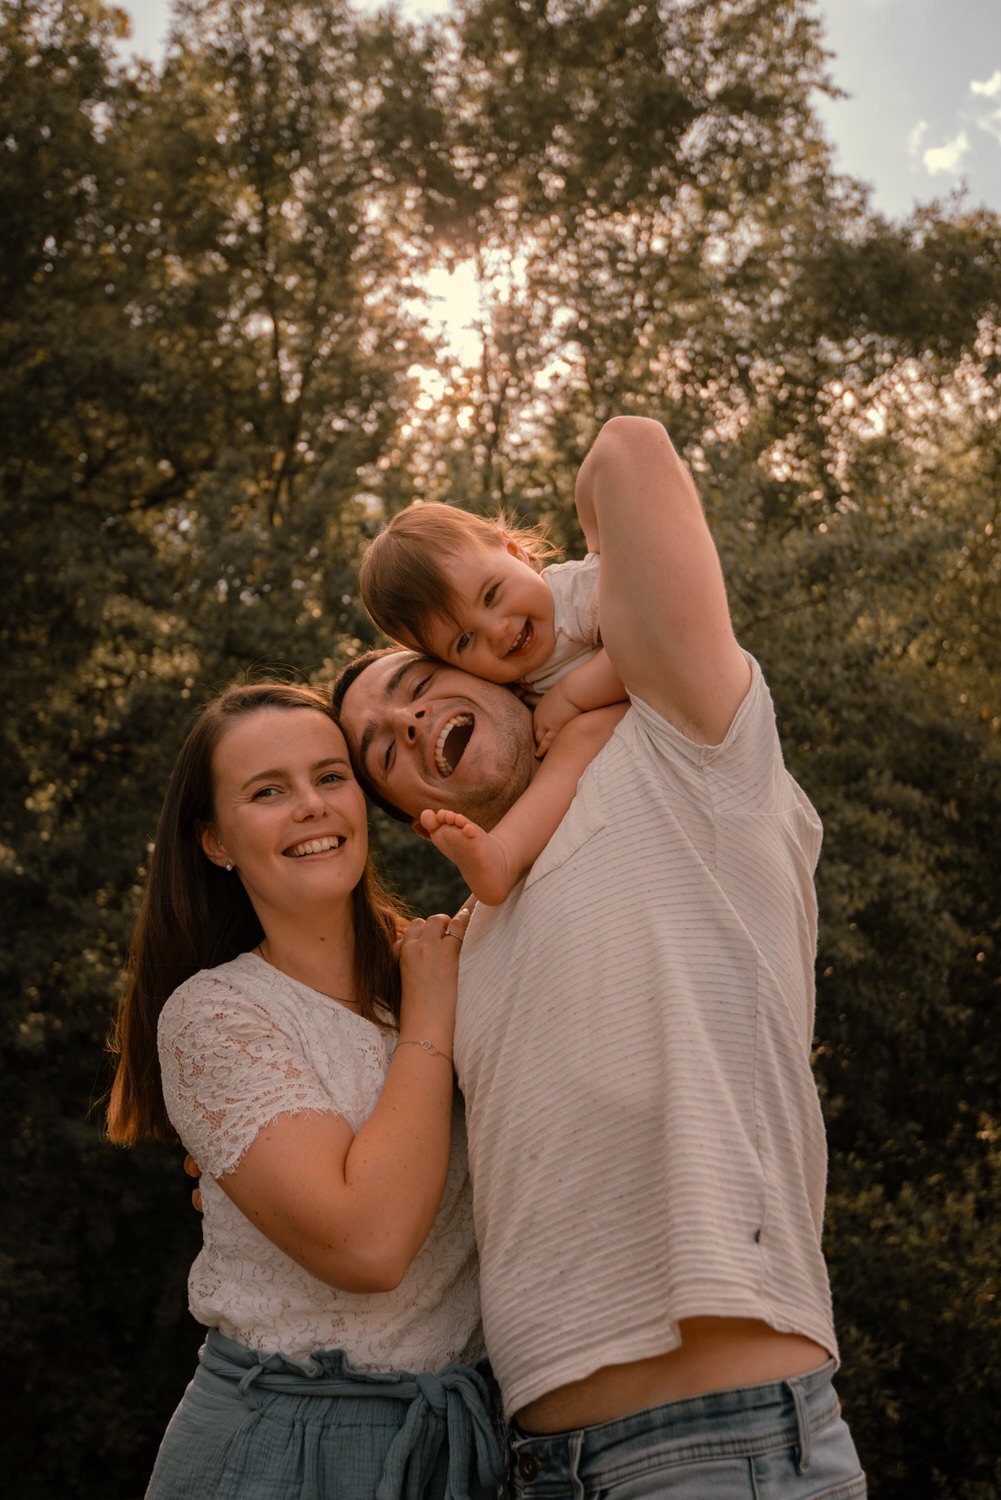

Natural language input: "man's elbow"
[598,413,670,449]
[590,415,679,482]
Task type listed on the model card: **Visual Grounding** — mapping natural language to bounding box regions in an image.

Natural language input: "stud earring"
[225,862,233,872]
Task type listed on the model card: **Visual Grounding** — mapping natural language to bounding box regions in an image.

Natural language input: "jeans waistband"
[510,1359,840,1480]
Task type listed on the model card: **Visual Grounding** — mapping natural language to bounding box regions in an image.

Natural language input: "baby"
[358,500,626,904]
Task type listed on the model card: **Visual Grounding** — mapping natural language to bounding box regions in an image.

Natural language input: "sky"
[814,0,1001,218]
[117,0,1001,221]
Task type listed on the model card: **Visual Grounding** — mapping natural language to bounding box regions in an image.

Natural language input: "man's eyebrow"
[358,656,426,771]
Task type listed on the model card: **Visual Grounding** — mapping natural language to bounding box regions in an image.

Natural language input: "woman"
[107,682,501,1499]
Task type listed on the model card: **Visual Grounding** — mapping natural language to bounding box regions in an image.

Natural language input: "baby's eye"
[484,586,498,606]
[456,632,472,653]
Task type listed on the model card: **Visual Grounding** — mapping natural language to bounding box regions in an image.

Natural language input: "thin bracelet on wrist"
[395,1038,453,1063]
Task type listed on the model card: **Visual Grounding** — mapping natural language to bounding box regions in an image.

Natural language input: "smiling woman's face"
[337,651,536,829]
[200,707,369,922]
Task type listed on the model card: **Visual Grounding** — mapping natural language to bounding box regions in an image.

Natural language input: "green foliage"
[828,1149,1001,1497]
[2,1,999,1495]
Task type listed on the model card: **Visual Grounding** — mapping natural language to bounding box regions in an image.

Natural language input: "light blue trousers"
[146,1329,504,1500]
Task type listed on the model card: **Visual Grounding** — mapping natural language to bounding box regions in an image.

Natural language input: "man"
[334,417,866,1496]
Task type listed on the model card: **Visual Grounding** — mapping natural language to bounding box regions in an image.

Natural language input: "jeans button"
[517,1454,542,1479]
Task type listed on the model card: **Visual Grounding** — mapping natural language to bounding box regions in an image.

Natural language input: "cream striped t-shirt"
[453,655,836,1419]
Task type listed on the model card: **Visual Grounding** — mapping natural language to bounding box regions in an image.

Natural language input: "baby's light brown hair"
[359,501,560,650]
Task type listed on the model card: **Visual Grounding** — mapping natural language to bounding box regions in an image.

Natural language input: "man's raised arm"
[574,415,750,744]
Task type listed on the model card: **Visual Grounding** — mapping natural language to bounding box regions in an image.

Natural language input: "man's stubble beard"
[454,694,537,833]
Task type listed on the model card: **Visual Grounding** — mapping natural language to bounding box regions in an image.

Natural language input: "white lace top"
[157,952,482,1371]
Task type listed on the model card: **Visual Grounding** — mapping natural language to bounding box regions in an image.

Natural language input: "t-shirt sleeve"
[157,970,339,1178]
[558,553,602,645]
[626,655,822,845]
[628,652,767,773]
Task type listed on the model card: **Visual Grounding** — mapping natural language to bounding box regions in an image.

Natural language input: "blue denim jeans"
[508,1360,866,1499]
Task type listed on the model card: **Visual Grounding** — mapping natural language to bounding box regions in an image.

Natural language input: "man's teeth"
[435,714,474,776]
[286,836,343,857]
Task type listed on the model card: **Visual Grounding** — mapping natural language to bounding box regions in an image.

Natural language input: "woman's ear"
[199,824,232,869]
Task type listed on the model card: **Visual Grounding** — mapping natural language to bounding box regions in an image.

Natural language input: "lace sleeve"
[157,968,338,1178]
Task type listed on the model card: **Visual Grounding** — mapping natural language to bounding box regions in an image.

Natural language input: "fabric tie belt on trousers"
[200,1328,503,1500]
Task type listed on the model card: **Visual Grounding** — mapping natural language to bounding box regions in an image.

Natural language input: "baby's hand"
[532,683,580,757]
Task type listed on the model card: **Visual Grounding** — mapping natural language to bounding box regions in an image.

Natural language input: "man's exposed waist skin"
[515,1318,831,1434]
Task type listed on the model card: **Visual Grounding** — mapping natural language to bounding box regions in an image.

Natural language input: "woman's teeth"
[286,836,343,857]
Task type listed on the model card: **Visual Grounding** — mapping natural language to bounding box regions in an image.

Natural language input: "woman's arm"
[212,909,469,1294]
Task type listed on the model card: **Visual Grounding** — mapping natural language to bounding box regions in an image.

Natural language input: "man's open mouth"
[435,714,474,776]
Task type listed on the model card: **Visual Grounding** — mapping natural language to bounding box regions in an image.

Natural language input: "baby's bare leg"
[418,809,517,905]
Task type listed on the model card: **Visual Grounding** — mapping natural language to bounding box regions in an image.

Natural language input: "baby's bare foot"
[420,809,516,905]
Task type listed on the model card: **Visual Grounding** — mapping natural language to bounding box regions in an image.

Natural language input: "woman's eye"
[319,772,344,786]
[251,785,280,800]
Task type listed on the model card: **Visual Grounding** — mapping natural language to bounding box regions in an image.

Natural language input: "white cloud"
[976,109,1001,146]
[908,120,928,160]
[923,132,970,177]
[970,71,1001,145]
[970,71,1001,100]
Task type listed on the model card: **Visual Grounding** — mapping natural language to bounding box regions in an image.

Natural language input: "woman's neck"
[255,913,358,1009]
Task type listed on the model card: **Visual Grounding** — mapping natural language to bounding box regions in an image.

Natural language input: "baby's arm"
[420,704,627,904]
[533,647,626,755]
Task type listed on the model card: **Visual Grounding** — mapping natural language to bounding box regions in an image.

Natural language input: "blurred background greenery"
[1,1,998,1493]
